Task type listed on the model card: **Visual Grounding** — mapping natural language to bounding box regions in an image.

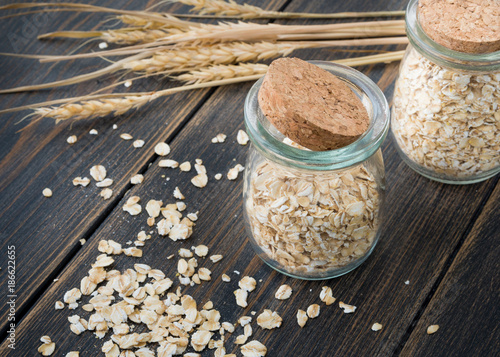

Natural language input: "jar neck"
[405,0,500,72]
[244,61,390,172]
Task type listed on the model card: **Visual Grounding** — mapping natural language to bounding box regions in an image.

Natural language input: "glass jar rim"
[244,61,390,171]
[405,0,500,72]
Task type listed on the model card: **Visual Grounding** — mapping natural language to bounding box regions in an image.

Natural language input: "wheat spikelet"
[175,63,268,83]
[118,14,170,29]
[34,95,156,122]
[123,41,303,73]
[102,29,178,44]
[179,0,267,19]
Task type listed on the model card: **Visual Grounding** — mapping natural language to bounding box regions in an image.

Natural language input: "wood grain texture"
[0,0,287,335]
[0,0,498,356]
[399,185,500,357]
[1,51,498,357]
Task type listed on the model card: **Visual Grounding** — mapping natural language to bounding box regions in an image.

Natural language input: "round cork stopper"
[418,0,500,54]
[258,58,369,151]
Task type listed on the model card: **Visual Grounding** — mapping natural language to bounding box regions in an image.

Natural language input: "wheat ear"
[175,50,406,83]
[175,0,405,19]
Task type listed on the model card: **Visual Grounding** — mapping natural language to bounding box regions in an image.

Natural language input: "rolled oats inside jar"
[243,61,390,279]
[391,0,500,184]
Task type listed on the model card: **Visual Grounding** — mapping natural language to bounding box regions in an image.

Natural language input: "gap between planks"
[0,86,217,344]
[392,176,500,356]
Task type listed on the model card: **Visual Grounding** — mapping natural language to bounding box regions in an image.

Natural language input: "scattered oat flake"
[297,309,308,328]
[275,284,292,300]
[239,276,256,292]
[427,325,439,335]
[159,159,178,168]
[90,165,107,182]
[123,196,141,215]
[179,161,191,172]
[191,173,208,188]
[100,188,112,200]
[339,301,357,313]
[241,340,267,357]
[67,135,77,144]
[227,164,244,180]
[65,352,79,357]
[221,274,231,282]
[210,255,223,263]
[257,310,282,329]
[155,142,170,156]
[38,340,56,356]
[89,129,98,135]
[131,174,144,185]
[214,173,222,180]
[72,177,90,187]
[99,41,108,49]
[124,80,132,87]
[320,286,336,305]
[405,280,410,285]
[96,178,113,187]
[194,245,208,257]
[237,130,250,145]
[133,139,145,148]
[120,133,133,140]
[42,188,52,197]
[239,316,252,326]
[212,133,227,143]
[372,323,383,331]
[173,186,185,200]
[307,304,320,318]
[112,124,117,129]
[187,212,198,221]
[234,289,248,308]
[55,301,64,310]
[79,239,86,245]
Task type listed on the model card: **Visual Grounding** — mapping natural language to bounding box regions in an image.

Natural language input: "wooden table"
[0,1,498,356]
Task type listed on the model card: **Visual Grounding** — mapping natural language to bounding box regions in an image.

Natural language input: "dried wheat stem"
[38,28,182,45]
[0,52,153,94]
[123,41,306,73]
[176,50,406,83]
[0,51,405,122]
[35,20,406,63]
[0,3,195,29]
[125,37,408,74]
[34,95,158,123]
[175,0,405,19]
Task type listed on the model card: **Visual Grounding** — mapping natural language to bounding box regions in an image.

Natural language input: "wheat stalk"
[34,95,158,123]
[176,50,406,83]
[32,19,406,63]
[175,0,405,19]
[122,41,305,73]
[0,51,405,123]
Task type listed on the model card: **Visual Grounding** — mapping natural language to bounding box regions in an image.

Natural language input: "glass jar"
[243,62,390,280]
[392,0,500,184]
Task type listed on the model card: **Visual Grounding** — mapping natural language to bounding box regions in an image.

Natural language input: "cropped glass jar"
[243,62,390,280]
[391,0,500,184]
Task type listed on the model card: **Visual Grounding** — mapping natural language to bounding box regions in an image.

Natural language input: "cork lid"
[418,0,500,54]
[258,58,369,152]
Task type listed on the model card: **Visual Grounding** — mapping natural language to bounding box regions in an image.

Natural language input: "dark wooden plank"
[1,0,498,356]
[399,185,500,357]
[1,42,498,357]
[0,0,287,335]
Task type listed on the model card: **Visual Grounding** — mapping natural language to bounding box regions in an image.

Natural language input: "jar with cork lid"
[243,59,390,280]
[392,0,500,184]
